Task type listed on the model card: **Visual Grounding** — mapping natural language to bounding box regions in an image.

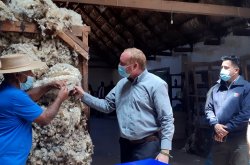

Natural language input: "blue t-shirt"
[0,84,43,165]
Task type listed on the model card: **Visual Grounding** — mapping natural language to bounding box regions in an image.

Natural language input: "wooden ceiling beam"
[0,21,39,33]
[57,30,89,59]
[105,9,148,51]
[81,8,123,54]
[53,0,250,18]
[91,6,129,49]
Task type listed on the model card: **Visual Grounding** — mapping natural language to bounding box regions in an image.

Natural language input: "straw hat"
[0,54,47,73]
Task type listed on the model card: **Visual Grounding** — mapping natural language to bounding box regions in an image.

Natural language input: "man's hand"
[155,150,170,164]
[27,80,67,102]
[214,124,228,142]
[214,133,226,142]
[57,86,69,101]
[73,85,85,100]
[214,123,228,137]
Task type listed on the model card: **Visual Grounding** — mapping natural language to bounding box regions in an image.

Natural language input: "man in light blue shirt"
[74,48,174,164]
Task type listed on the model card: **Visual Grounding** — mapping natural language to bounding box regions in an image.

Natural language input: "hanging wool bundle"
[28,63,93,164]
[33,63,82,91]
[8,0,53,21]
[38,39,79,67]
[37,7,83,32]
[0,36,10,52]
[8,0,83,34]
[1,37,79,71]
[0,1,17,21]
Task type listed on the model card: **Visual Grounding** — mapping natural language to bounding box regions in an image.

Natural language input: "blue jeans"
[119,136,160,163]
[204,152,213,165]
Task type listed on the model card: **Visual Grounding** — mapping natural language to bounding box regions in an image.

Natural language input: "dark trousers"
[119,137,160,163]
[211,133,249,165]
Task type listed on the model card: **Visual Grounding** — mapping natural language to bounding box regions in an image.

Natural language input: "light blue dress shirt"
[82,69,174,150]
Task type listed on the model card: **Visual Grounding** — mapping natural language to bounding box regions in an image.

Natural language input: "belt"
[129,133,159,144]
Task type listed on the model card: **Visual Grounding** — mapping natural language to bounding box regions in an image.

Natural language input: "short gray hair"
[124,48,147,70]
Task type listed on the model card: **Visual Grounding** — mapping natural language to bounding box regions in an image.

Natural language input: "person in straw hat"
[0,54,69,164]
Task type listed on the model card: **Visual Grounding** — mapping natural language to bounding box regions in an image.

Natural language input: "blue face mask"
[20,76,34,91]
[118,64,130,78]
[220,68,231,82]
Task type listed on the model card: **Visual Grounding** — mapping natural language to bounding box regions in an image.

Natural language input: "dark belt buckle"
[130,134,158,144]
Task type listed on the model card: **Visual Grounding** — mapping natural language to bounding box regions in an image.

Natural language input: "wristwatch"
[160,150,173,158]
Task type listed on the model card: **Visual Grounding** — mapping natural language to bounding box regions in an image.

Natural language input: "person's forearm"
[35,96,64,125]
[27,84,52,101]
[82,92,115,113]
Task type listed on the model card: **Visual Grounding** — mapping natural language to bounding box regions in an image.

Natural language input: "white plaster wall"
[190,34,250,62]
[147,55,182,74]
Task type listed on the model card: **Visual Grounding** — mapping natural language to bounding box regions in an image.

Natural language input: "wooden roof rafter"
[101,8,147,50]
[99,8,135,47]
[110,9,153,53]
[135,11,185,51]
[53,0,250,18]
[92,5,129,48]
[124,9,162,50]
[77,7,121,57]
[84,5,127,50]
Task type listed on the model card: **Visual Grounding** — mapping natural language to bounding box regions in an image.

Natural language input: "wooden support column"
[82,26,90,120]
[78,55,90,119]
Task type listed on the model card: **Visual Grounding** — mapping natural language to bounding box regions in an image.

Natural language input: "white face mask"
[118,64,131,78]
[220,68,231,82]
[20,76,34,91]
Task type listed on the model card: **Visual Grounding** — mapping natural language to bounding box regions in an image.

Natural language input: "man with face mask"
[205,55,250,165]
[0,54,69,164]
[74,48,174,164]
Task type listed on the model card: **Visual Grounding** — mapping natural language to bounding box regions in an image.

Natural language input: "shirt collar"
[217,75,245,87]
[127,69,148,84]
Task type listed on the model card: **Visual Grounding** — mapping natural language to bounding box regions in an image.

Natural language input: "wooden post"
[81,26,90,120]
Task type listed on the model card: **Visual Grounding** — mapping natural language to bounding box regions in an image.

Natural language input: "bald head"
[119,48,147,79]
[121,48,147,70]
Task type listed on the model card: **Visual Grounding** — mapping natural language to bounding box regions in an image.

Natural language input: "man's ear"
[133,62,138,69]
[235,68,240,74]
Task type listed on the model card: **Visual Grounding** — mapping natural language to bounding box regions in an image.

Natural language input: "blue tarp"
[116,159,169,165]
